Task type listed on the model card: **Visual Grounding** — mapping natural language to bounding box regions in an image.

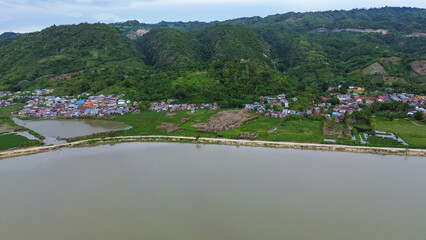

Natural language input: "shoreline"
[0,135,425,159]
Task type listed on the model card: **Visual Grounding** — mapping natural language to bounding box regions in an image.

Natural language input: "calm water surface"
[13,118,131,144]
[0,143,425,240]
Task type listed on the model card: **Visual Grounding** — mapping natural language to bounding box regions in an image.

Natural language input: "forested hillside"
[0,7,425,105]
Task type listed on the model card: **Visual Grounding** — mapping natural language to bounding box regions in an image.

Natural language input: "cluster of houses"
[245,91,425,120]
[1,90,138,118]
[0,92,12,107]
[1,89,55,107]
[1,88,425,120]
[150,101,219,113]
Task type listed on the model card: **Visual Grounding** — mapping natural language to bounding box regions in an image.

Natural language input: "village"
[1,90,138,118]
[245,86,425,120]
[1,86,425,120]
[150,101,220,112]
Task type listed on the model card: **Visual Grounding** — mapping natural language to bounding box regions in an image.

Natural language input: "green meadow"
[0,133,40,151]
[1,107,425,151]
[0,106,43,150]
[373,118,426,148]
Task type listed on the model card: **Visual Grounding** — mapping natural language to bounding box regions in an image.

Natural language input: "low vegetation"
[156,123,180,133]
[373,118,426,148]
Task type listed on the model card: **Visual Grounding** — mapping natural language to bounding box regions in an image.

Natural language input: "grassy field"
[2,105,424,150]
[0,133,40,150]
[373,118,426,148]
[270,120,324,143]
[0,106,44,150]
[0,105,21,126]
[218,117,281,139]
[218,118,324,143]
[112,109,220,138]
[113,111,425,148]
[112,111,326,143]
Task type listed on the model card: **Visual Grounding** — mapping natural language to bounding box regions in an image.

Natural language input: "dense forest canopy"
[0,7,425,105]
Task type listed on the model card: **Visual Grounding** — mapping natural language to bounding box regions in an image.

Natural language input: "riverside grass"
[373,118,426,148]
[0,133,40,151]
[71,110,424,148]
[65,110,325,143]
[1,108,425,151]
[0,106,42,149]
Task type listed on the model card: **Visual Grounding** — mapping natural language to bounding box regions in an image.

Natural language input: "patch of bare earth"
[127,29,150,40]
[411,60,426,76]
[238,132,259,139]
[405,33,426,37]
[362,62,388,75]
[411,121,424,127]
[310,28,327,33]
[50,70,84,81]
[322,121,351,138]
[192,109,258,133]
[380,57,402,65]
[180,118,190,124]
[156,123,180,133]
[333,28,387,34]
[0,123,13,133]
[285,17,303,22]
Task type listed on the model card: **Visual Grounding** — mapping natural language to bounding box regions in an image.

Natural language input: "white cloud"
[93,13,125,22]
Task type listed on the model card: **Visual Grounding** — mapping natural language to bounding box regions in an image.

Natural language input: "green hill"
[0,23,144,91]
[0,32,26,40]
[0,7,425,101]
[196,25,271,63]
[135,28,201,67]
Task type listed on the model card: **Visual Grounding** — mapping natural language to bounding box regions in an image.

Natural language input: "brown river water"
[0,143,425,240]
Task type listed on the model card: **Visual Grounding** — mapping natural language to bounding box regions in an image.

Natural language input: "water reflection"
[13,118,131,144]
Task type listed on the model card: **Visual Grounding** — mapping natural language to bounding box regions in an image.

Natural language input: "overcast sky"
[0,0,424,34]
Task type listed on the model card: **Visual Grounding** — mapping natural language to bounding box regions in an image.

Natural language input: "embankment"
[0,135,425,159]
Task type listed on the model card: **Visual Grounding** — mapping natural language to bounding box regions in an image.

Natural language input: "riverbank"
[1,135,425,159]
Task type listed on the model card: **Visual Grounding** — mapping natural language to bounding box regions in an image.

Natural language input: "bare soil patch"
[49,70,84,81]
[156,123,180,133]
[238,132,259,139]
[180,118,190,124]
[411,60,426,76]
[362,62,388,75]
[192,109,258,133]
[333,28,387,34]
[411,121,424,127]
[406,33,426,37]
[285,17,303,22]
[127,29,150,40]
[380,57,402,65]
[165,113,176,117]
[322,121,351,138]
[0,123,13,133]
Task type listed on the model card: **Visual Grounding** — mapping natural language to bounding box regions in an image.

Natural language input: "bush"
[414,111,423,121]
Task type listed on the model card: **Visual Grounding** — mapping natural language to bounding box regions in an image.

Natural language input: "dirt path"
[411,121,423,127]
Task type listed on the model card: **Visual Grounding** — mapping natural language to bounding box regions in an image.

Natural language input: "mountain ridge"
[0,7,425,104]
